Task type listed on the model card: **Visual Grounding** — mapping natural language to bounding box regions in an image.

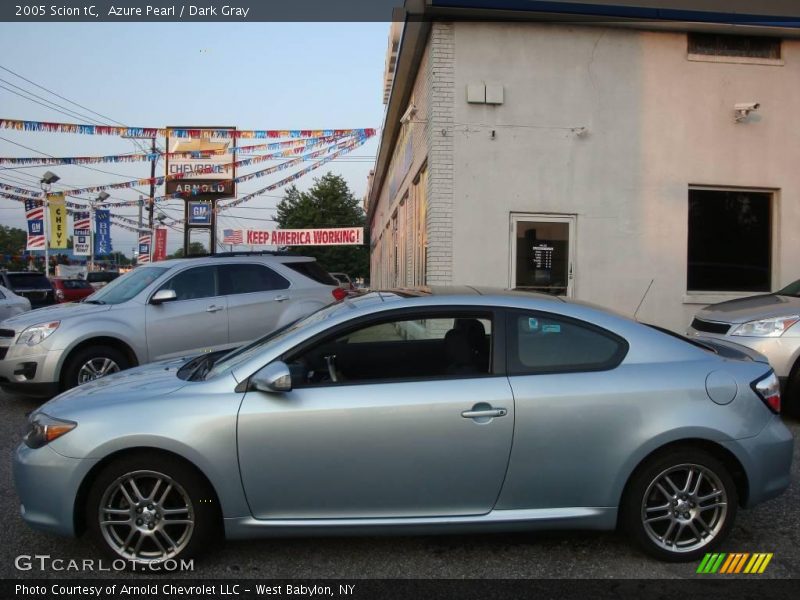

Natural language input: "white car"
[0,253,345,398]
[0,284,31,321]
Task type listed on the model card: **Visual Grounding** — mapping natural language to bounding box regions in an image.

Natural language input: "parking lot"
[1,388,798,579]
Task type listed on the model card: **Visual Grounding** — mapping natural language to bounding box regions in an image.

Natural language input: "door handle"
[461,408,507,419]
[206,305,224,313]
[274,294,290,302]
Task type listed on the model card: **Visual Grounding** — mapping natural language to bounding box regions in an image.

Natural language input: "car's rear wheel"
[86,453,220,566]
[62,345,129,389]
[622,448,738,562]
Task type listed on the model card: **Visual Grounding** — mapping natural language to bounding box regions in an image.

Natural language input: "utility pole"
[148,137,156,231]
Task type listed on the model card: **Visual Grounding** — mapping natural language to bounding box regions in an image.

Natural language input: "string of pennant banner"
[0,133,374,166]
[0,118,377,140]
[1,118,377,252]
[32,132,372,197]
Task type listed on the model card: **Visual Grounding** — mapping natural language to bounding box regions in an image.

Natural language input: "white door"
[509,213,576,298]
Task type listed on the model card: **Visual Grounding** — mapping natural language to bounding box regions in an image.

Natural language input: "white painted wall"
[446,22,800,330]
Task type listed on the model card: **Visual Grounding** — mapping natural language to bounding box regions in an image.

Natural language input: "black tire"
[86,452,221,567]
[62,345,130,390]
[621,448,738,562]
[783,363,800,418]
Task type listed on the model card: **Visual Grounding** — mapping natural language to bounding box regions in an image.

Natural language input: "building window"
[687,188,772,293]
[688,33,781,62]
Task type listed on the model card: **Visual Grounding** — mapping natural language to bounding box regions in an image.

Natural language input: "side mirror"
[250,361,292,393]
[150,289,177,305]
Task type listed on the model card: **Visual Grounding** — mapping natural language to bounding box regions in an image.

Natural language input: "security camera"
[399,103,417,125]
[734,102,760,122]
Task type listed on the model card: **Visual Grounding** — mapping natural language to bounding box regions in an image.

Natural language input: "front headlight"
[730,315,799,338]
[15,321,60,346]
[23,413,77,449]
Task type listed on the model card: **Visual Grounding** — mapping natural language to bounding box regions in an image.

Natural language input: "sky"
[0,22,388,255]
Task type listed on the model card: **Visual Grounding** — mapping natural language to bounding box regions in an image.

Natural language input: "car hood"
[696,294,800,324]
[0,302,112,329]
[41,357,190,417]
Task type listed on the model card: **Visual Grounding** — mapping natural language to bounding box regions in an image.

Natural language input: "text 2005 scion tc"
[13,289,793,565]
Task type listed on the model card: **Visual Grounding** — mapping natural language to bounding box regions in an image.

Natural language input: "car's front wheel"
[622,448,738,562]
[62,345,130,390]
[86,453,220,566]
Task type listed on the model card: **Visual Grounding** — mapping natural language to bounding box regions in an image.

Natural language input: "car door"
[145,265,229,360]
[219,263,292,345]
[237,309,515,519]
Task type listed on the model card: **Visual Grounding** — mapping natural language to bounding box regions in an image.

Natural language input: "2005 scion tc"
[13,288,793,564]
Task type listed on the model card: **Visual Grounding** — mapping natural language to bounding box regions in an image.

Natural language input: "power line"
[0,62,163,153]
[0,136,152,196]
[0,77,107,125]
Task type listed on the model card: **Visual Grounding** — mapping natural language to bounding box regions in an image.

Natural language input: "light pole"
[39,171,60,277]
[89,191,110,272]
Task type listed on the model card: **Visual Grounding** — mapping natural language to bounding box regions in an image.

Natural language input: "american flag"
[73,211,91,234]
[222,229,243,244]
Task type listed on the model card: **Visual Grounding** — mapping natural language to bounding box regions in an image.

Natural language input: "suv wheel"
[63,345,129,389]
[622,448,738,562]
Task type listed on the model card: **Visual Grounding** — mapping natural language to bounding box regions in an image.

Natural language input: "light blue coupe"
[13,289,794,564]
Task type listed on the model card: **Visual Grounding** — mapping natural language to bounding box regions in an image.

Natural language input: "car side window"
[219,264,290,295]
[285,313,493,387]
[158,266,218,301]
[508,311,628,375]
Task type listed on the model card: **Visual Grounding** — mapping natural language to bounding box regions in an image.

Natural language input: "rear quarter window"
[6,274,52,289]
[283,261,338,286]
[508,311,628,375]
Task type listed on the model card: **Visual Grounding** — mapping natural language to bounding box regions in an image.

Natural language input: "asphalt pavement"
[0,389,798,579]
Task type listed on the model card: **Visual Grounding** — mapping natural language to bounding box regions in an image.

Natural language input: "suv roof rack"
[202,251,300,258]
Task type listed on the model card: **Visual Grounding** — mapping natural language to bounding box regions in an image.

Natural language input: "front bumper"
[721,415,794,508]
[0,335,62,395]
[12,442,98,537]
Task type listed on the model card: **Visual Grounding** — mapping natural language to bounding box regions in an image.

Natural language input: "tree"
[169,242,207,259]
[0,225,29,270]
[275,173,369,278]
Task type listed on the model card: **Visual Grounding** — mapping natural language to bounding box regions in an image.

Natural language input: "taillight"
[332,287,348,301]
[752,371,781,414]
[55,289,64,301]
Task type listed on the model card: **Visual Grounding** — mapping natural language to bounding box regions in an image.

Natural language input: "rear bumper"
[722,416,794,508]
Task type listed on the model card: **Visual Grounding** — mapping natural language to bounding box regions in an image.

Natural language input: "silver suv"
[0,253,342,398]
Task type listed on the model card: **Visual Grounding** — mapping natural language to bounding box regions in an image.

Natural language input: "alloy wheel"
[98,470,195,563]
[77,357,120,383]
[641,463,728,554]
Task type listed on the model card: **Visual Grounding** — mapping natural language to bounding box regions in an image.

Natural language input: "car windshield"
[205,300,350,380]
[84,267,168,305]
[776,279,800,297]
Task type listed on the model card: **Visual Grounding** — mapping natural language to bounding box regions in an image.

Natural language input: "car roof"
[381,286,565,302]
[148,254,317,268]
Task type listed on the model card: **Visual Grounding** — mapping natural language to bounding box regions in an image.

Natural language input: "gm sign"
[188,201,212,225]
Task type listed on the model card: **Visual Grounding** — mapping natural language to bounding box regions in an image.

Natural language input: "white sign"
[73,233,90,256]
[167,133,234,181]
[243,227,364,246]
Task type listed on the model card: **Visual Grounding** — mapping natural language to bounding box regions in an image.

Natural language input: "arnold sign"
[244,227,363,246]
[165,126,236,196]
